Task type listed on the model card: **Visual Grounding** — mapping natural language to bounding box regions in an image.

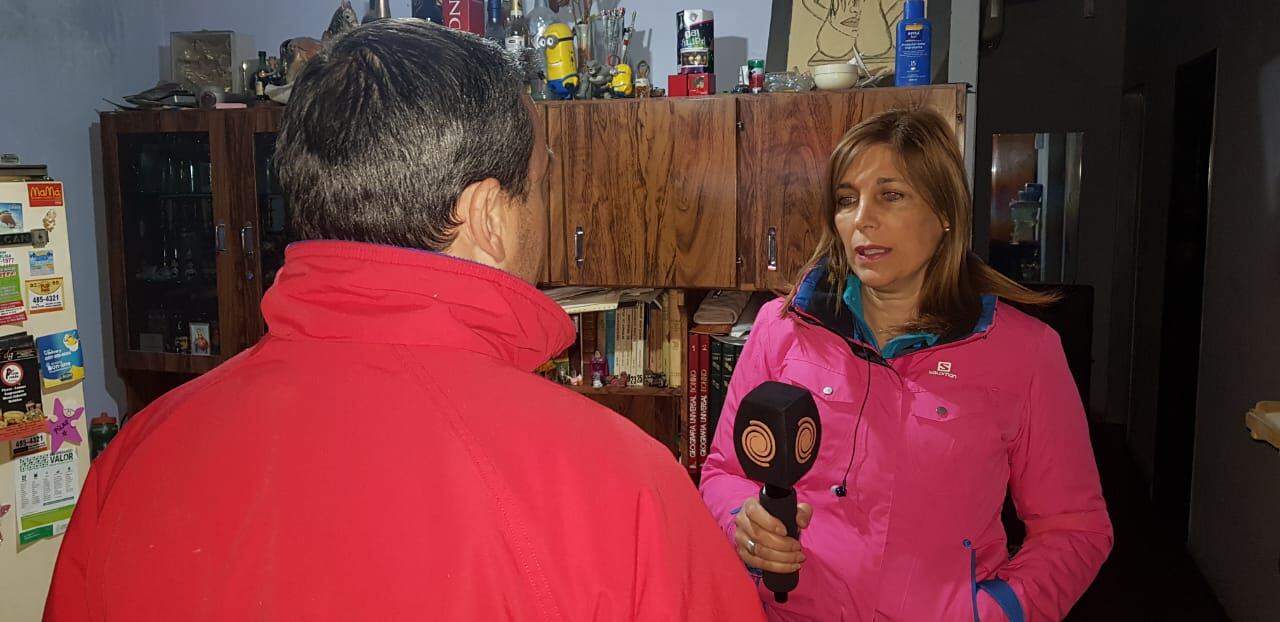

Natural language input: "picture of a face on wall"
[788,0,905,71]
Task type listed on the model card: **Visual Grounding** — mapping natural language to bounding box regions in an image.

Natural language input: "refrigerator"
[0,176,90,622]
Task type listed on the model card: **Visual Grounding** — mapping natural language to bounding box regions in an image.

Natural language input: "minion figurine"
[542,22,578,100]
[608,63,634,98]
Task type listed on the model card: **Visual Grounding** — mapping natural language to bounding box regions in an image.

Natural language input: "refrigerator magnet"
[0,203,21,231]
[28,250,55,277]
[36,330,84,390]
[0,251,26,326]
[26,277,64,314]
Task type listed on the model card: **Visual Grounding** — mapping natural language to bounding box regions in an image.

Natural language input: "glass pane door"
[118,133,220,356]
[254,133,289,295]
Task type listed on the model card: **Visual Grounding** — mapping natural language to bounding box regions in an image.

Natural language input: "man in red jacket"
[46,20,764,621]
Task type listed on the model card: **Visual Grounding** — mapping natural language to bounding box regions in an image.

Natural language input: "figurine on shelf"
[542,22,579,100]
[608,372,630,388]
[569,372,584,386]
[576,60,611,100]
[589,350,609,384]
[634,60,652,98]
[606,63,634,98]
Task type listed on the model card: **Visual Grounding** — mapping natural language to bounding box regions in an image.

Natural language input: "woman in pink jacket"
[700,108,1112,621]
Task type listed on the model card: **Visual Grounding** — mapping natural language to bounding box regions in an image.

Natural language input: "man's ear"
[455,177,508,265]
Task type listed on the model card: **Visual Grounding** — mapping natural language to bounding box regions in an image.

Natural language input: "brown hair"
[786,107,1057,338]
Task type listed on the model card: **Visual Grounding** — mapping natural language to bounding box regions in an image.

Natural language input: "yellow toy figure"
[608,63,634,98]
[541,22,578,100]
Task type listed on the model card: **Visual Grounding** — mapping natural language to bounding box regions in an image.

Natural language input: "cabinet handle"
[240,224,255,257]
[767,227,778,272]
[215,223,227,253]
[241,223,256,282]
[574,226,585,266]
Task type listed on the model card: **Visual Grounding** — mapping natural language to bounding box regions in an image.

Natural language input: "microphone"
[734,381,822,604]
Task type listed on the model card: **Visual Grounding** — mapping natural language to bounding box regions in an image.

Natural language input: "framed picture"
[189,322,211,356]
[769,0,904,72]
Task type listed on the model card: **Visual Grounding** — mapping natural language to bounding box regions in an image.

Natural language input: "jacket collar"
[261,241,576,371]
[789,259,997,360]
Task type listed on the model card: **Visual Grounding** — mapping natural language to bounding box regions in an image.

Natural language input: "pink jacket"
[700,272,1112,621]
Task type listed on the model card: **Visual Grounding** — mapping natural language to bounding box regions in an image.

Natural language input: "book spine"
[568,314,582,380]
[666,290,684,388]
[698,334,710,467]
[581,312,598,380]
[604,309,616,376]
[710,339,724,440]
[687,332,699,472]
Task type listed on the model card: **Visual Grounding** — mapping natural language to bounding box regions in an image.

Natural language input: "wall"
[1125,0,1280,619]
[0,1,163,429]
[971,0,1128,422]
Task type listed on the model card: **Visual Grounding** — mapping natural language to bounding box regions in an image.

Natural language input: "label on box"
[27,278,64,314]
[36,330,83,390]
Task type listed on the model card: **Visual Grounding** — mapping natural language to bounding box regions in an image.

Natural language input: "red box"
[667,73,716,97]
[442,0,484,35]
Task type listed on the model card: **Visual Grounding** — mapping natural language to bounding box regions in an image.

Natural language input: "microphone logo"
[796,417,817,464]
[741,421,776,468]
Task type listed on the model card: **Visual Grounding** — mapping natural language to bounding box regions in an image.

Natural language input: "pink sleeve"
[996,326,1114,620]
[699,301,785,543]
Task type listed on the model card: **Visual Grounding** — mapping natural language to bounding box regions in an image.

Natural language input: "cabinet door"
[548,98,737,287]
[103,112,247,374]
[737,85,967,291]
[243,108,289,338]
[737,92,867,291]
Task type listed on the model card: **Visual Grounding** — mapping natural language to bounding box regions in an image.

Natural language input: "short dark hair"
[277,19,534,251]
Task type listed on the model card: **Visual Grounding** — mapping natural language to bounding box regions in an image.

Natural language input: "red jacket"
[46,241,764,622]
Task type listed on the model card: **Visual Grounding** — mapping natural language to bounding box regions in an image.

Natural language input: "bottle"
[895,0,932,86]
[526,0,561,99]
[255,51,271,100]
[505,1,530,55]
[89,412,119,460]
[485,0,506,45]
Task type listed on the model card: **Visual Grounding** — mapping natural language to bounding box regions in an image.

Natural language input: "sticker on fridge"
[28,249,55,277]
[0,251,27,325]
[0,203,22,231]
[27,277,65,314]
[0,334,46,442]
[15,448,78,545]
[37,330,84,389]
[11,432,48,459]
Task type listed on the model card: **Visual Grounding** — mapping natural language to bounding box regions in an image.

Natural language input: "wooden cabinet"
[545,97,738,287]
[102,86,966,415]
[736,85,967,291]
[101,107,286,411]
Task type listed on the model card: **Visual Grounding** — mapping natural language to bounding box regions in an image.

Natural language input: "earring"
[944,225,952,233]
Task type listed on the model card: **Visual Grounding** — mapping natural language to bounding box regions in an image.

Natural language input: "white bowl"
[813,64,858,90]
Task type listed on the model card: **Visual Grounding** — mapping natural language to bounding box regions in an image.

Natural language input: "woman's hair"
[787,107,1057,338]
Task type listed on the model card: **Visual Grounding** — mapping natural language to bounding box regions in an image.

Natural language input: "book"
[687,332,699,472]
[568,314,582,380]
[710,339,725,441]
[647,302,665,377]
[698,334,710,467]
[715,342,741,441]
[581,312,599,382]
[604,309,616,375]
[666,290,685,388]
[543,287,622,314]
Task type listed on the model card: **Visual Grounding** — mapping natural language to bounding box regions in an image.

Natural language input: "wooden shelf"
[564,385,683,397]
[119,350,226,375]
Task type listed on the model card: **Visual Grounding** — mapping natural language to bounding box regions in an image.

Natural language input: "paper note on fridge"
[36,330,84,389]
[27,277,65,314]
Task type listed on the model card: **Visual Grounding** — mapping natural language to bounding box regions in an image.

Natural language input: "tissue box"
[170,30,256,93]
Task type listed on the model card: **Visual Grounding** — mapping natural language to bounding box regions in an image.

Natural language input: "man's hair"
[277,19,534,251]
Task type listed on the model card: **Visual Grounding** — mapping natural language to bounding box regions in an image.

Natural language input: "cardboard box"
[668,73,716,97]
[441,0,484,35]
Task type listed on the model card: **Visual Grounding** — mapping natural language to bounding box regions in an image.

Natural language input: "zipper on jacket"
[965,538,979,622]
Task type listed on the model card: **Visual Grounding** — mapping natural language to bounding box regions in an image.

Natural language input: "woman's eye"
[837,196,858,207]
[882,191,904,202]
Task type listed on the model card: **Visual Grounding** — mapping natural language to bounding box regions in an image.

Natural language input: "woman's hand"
[733,495,813,573]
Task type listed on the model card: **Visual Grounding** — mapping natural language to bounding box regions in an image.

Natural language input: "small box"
[441,0,485,35]
[170,30,256,93]
[667,73,716,97]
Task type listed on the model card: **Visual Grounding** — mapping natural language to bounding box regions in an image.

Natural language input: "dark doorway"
[1152,50,1217,540]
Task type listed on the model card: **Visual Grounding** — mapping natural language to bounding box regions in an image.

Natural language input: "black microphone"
[734,381,822,603]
